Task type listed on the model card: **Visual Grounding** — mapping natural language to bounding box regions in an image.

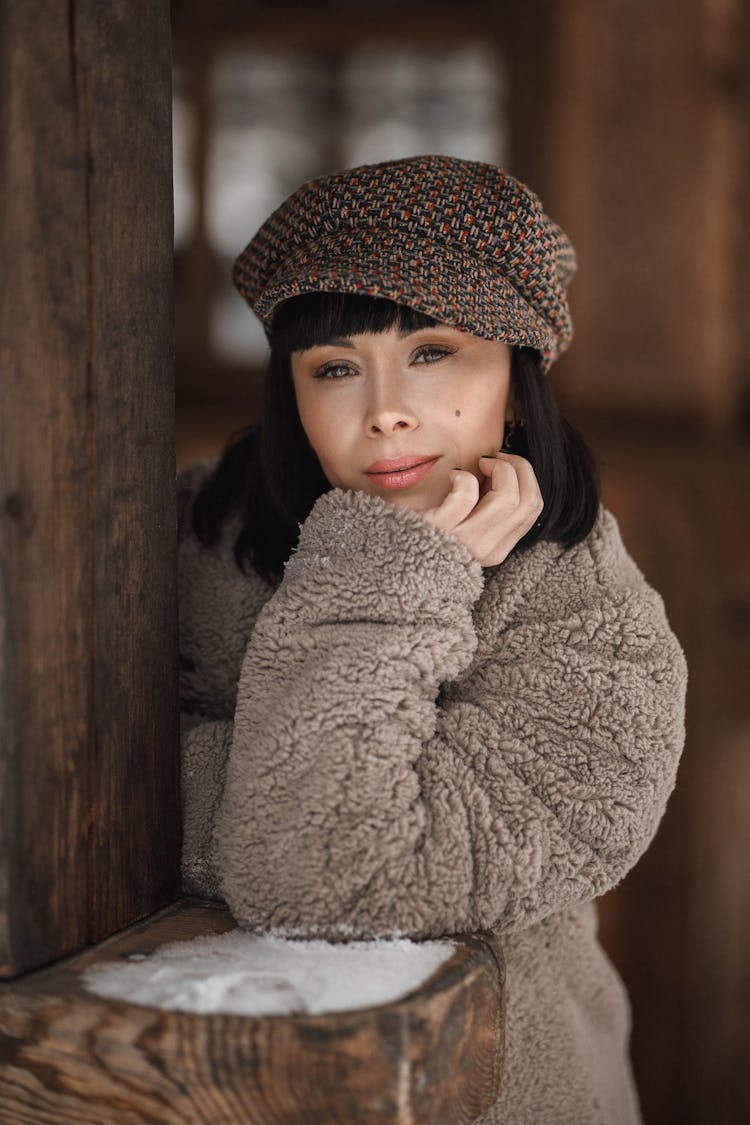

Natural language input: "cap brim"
[233,236,569,369]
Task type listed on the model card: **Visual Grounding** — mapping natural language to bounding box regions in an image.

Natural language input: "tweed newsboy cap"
[232,154,577,373]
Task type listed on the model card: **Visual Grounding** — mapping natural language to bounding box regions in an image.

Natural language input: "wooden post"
[0,1,178,977]
[0,899,506,1124]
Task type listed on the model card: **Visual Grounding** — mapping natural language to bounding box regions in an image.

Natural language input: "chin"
[381,490,436,513]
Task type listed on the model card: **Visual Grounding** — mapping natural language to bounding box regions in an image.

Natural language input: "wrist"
[285,488,485,607]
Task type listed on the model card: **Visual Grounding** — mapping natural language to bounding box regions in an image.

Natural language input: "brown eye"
[313,363,356,380]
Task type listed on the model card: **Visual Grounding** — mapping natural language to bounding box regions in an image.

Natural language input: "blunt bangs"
[269,292,441,355]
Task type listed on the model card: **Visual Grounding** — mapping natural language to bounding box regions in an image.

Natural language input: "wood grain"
[0,898,506,1124]
[0,0,178,978]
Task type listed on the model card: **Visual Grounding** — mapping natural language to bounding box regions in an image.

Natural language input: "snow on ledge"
[80,929,458,1017]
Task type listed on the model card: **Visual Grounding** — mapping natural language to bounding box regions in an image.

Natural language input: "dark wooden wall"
[0,0,179,977]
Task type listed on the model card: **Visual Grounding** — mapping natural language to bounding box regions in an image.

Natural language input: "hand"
[421,452,544,567]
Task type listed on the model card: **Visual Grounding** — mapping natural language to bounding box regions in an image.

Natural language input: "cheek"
[455,391,506,436]
[470,376,509,426]
[296,397,348,471]
[450,391,507,457]
[295,394,326,448]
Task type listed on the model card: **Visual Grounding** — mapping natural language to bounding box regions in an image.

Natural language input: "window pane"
[173,70,196,250]
[341,44,504,166]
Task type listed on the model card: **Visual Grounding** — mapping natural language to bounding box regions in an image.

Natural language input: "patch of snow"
[81,929,457,1017]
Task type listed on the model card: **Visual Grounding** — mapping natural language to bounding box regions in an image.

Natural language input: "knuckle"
[493,459,516,474]
[492,464,518,489]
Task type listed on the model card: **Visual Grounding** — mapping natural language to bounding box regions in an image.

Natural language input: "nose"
[364,377,419,437]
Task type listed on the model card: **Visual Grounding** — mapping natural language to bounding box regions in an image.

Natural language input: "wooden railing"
[0,899,506,1123]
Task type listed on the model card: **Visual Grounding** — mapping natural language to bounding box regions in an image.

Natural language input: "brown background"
[171,3,750,1124]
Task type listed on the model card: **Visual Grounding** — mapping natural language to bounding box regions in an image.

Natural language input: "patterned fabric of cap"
[232,154,577,373]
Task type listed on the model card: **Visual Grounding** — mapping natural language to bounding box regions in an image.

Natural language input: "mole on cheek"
[455,409,461,417]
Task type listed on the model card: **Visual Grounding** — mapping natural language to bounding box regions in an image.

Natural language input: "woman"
[177,155,688,1123]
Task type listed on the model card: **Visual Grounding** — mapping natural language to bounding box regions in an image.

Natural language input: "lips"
[364,455,441,492]
[366,455,440,474]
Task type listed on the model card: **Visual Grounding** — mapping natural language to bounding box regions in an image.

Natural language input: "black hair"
[190,292,600,585]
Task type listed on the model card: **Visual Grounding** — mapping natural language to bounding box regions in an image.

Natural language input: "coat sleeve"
[176,461,274,899]
[214,488,688,940]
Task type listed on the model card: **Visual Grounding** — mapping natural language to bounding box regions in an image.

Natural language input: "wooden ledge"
[0,897,506,1124]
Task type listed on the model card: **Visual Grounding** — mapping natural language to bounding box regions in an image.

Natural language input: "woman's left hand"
[420,452,544,567]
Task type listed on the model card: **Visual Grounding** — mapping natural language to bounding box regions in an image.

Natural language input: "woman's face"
[290,322,513,513]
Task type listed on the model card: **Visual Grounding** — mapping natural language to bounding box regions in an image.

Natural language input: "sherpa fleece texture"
[177,459,688,1125]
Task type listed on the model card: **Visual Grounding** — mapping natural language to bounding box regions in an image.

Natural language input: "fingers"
[478,453,521,505]
[421,452,544,568]
[450,453,544,567]
[421,468,479,533]
[481,452,541,510]
[470,453,544,563]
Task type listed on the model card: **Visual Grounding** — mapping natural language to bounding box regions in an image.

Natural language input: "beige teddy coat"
[177,458,688,1125]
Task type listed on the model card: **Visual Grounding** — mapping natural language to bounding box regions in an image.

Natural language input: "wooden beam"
[0,898,506,1123]
[172,1,509,53]
[0,0,178,977]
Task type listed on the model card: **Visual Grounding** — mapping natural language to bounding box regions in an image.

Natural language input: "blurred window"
[174,43,505,368]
